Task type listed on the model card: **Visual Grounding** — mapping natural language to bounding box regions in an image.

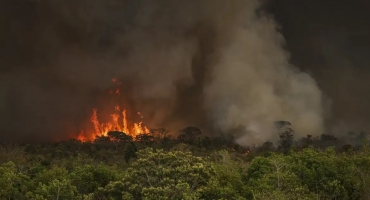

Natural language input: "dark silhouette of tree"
[260,141,274,152]
[124,142,138,163]
[274,121,294,153]
[300,134,314,148]
[107,131,132,142]
[279,131,294,153]
[318,134,338,148]
[135,134,154,145]
[107,131,133,149]
[94,136,111,143]
[273,121,292,129]
[196,136,212,149]
[341,144,353,152]
[177,126,202,145]
[150,128,169,140]
[320,134,337,141]
[93,135,112,150]
[107,131,121,140]
[161,135,174,146]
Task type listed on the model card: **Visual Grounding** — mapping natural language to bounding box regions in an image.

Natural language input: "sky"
[0,0,369,143]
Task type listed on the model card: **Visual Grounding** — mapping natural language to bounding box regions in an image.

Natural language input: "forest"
[1,124,370,200]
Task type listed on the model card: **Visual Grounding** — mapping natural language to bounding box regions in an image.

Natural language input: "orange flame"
[76,131,86,142]
[74,78,150,142]
[76,106,150,142]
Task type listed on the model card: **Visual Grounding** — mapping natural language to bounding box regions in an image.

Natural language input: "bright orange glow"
[76,106,150,142]
[76,131,86,142]
[75,78,150,142]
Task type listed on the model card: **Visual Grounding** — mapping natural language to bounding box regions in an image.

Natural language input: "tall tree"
[274,121,294,153]
[177,126,202,145]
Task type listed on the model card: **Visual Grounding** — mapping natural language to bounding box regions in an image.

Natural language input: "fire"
[76,106,150,142]
[75,78,150,142]
[76,131,87,142]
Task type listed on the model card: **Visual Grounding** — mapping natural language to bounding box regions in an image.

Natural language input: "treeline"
[0,126,369,199]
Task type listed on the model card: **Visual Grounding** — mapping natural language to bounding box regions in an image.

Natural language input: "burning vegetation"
[76,107,150,142]
[75,78,150,142]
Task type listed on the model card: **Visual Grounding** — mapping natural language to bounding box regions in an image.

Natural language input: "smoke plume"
[0,0,326,144]
[267,0,370,136]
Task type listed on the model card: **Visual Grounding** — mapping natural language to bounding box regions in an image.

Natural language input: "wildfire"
[75,78,150,142]
[76,106,150,142]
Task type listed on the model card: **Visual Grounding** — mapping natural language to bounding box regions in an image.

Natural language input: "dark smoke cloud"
[268,0,370,135]
[4,0,366,144]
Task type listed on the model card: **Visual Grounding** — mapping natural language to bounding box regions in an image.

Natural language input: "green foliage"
[0,162,30,199]
[27,167,78,199]
[70,164,118,196]
[289,148,351,199]
[121,148,214,199]
[346,143,370,199]
[1,132,370,200]
[95,181,128,200]
[200,150,253,199]
[27,179,78,200]
[247,153,314,199]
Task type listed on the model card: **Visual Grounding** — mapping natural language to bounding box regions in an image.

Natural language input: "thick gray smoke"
[0,0,326,144]
[201,5,324,144]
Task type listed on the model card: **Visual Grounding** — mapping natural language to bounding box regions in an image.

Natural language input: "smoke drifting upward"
[0,0,326,144]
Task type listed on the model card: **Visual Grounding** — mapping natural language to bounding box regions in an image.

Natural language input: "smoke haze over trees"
[0,0,369,144]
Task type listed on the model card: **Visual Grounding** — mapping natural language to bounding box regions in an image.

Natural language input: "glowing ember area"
[75,78,150,142]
